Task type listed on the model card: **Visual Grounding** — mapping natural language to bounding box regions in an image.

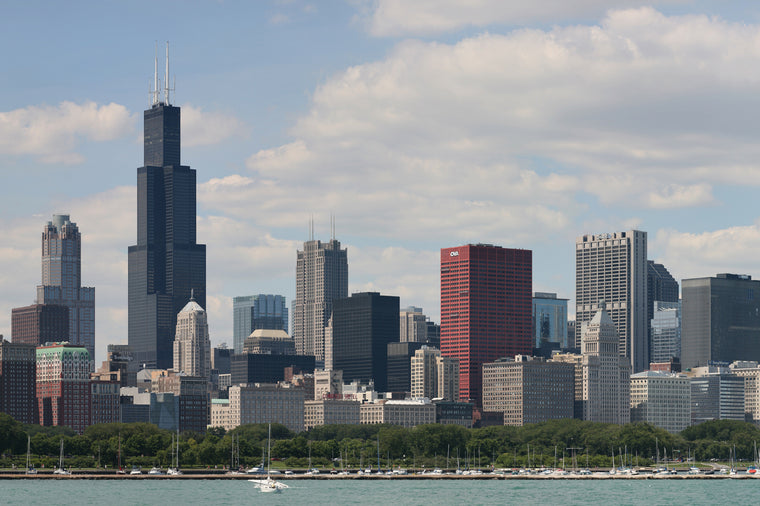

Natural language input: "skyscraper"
[532,292,569,352]
[232,294,288,354]
[579,304,631,424]
[575,231,648,372]
[400,306,428,343]
[330,292,399,391]
[650,301,681,363]
[36,215,95,363]
[128,48,206,369]
[681,273,760,369]
[293,235,348,361]
[173,296,211,379]
[440,244,533,407]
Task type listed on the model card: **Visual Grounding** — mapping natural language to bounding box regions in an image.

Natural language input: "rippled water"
[2,478,758,505]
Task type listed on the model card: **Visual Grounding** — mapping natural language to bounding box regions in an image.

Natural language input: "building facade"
[230,353,315,385]
[11,304,69,347]
[630,371,690,433]
[729,361,760,424]
[293,237,348,362]
[440,244,533,407]
[0,339,37,424]
[304,399,361,429]
[227,383,305,432]
[232,294,288,354]
[650,301,681,364]
[410,346,460,401]
[579,306,631,424]
[575,231,648,372]
[314,369,343,400]
[90,379,121,425]
[330,292,400,392]
[359,399,436,428]
[35,215,96,365]
[690,371,745,425]
[682,274,760,370]
[532,292,569,351]
[386,341,427,393]
[36,343,91,434]
[173,297,211,379]
[400,307,428,343]
[242,329,295,355]
[128,71,206,369]
[482,356,574,426]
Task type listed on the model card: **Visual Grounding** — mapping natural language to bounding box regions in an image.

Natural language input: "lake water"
[1,478,757,505]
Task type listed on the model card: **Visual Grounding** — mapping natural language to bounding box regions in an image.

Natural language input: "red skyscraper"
[440,244,532,407]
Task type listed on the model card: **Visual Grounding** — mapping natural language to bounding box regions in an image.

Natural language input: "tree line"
[1,413,759,470]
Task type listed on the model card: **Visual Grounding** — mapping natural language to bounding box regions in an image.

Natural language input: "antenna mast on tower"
[151,42,161,105]
[164,41,175,105]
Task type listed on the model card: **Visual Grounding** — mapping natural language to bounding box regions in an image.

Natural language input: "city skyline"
[3,2,760,366]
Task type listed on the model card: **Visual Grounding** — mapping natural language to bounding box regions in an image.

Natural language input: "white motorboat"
[148,467,163,475]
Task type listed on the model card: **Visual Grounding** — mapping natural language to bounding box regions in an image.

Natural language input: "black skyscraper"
[331,292,399,391]
[128,57,206,369]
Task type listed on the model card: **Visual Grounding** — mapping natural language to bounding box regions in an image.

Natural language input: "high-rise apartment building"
[36,343,91,434]
[575,231,648,372]
[330,292,399,392]
[532,292,569,351]
[682,274,760,370]
[293,236,348,362]
[0,338,37,424]
[690,368,745,425]
[34,215,96,363]
[440,244,532,406]
[11,303,69,347]
[173,296,211,379]
[400,306,428,343]
[232,295,288,354]
[650,301,681,364]
[579,305,631,424]
[128,53,206,369]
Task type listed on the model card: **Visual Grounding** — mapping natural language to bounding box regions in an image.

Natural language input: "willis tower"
[128,44,206,369]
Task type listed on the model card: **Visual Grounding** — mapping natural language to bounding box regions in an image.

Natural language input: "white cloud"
[653,222,760,286]
[0,101,134,164]
[361,0,689,37]
[181,104,246,147]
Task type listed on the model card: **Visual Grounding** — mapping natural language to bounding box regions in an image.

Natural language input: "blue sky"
[3,0,760,365]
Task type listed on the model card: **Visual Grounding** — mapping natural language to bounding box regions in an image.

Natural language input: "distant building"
[630,371,690,433]
[0,339,37,424]
[575,231,648,372]
[532,292,569,350]
[579,305,631,424]
[386,341,427,393]
[96,344,138,388]
[549,352,584,419]
[729,361,760,424]
[293,236,348,362]
[231,353,315,385]
[226,383,305,432]
[11,303,69,347]
[650,301,681,363]
[173,297,211,379]
[410,346,459,401]
[36,343,91,434]
[440,244,532,406]
[304,399,360,429]
[212,345,232,375]
[36,215,96,365]
[151,371,209,433]
[690,370,745,425]
[314,369,343,400]
[242,329,295,355]
[232,295,288,354]
[330,292,399,392]
[682,274,760,369]
[434,400,473,428]
[359,399,436,428]
[400,307,428,343]
[482,355,574,426]
[90,379,121,425]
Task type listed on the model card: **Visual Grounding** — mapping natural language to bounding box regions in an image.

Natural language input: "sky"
[3,0,760,366]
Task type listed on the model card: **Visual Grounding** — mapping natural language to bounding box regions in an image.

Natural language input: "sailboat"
[167,429,182,476]
[26,436,37,475]
[249,424,288,493]
[54,439,71,475]
[116,433,126,474]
